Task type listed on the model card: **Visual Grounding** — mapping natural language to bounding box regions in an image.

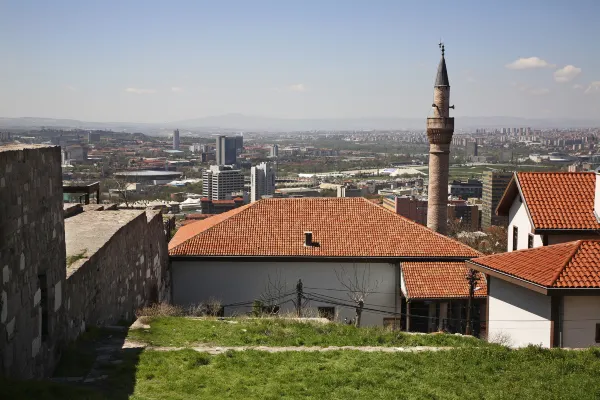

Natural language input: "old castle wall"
[64,210,170,341]
[0,145,67,378]
[0,145,170,379]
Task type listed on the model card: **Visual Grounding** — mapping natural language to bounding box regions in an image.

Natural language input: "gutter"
[169,255,478,262]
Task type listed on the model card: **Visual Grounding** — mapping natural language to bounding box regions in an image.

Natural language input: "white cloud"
[288,83,306,92]
[585,81,600,94]
[466,76,477,83]
[573,84,584,90]
[66,85,78,92]
[125,88,157,94]
[513,82,550,96]
[554,65,582,83]
[506,57,552,70]
[171,87,184,93]
[528,87,550,96]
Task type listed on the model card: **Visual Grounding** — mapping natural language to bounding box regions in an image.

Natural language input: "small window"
[528,234,534,249]
[512,226,519,251]
[318,307,335,320]
[596,324,600,343]
[38,273,49,341]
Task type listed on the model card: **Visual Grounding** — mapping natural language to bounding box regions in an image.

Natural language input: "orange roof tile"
[469,240,600,288]
[516,172,598,230]
[169,198,481,258]
[402,262,488,299]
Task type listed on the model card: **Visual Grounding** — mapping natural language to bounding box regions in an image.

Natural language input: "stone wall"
[0,145,67,379]
[64,209,170,342]
[0,145,171,379]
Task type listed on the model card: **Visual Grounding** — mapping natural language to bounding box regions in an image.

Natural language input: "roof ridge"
[549,240,583,286]
[368,198,483,257]
[518,171,594,175]
[474,239,577,260]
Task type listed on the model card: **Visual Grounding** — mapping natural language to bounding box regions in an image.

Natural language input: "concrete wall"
[172,261,397,327]
[562,296,600,348]
[64,210,170,341]
[0,145,67,379]
[488,277,551,347]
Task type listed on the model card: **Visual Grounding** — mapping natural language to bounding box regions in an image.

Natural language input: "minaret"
[426,43,454,235]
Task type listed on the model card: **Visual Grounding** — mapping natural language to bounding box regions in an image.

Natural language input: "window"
[542,235,548,246]
[512,226,518,251]
[528,234,534,249]
[38,273,49,341]
[318,307,335,320]
[596,324,600,343]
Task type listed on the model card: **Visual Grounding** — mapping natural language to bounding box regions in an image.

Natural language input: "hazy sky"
[1,0,599,122]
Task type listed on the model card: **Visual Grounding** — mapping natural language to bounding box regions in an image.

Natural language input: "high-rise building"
[481,170,513,229]
[270,144,279,158]
[465,141,478,158]
[235,136,244,155]
[202,165,244,200]
[250,162,276,202]
[216,136,238,165]
[173,129,180,150]
[426,43,454,235]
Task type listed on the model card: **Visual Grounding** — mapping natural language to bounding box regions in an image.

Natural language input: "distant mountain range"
[1,114,599,135]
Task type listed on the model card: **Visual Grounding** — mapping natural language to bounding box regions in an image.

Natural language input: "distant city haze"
[1,0,599,124]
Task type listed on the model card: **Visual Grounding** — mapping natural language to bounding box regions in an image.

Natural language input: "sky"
[1,0,599,123]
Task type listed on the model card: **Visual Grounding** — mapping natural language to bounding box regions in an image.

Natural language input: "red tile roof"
[501,172,598,230]
[469,240,600,288]
[169,197,481,258]
[402,262,487,299]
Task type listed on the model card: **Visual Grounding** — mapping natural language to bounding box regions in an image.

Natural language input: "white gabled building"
[496,172,600,252]
[469,240,600,348]
[168,197,483,329]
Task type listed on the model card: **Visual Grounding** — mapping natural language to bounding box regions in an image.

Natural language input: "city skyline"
[2,0,599,123]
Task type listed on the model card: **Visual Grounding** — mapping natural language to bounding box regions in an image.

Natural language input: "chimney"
[595,173,600,221]
[304,231,313,247]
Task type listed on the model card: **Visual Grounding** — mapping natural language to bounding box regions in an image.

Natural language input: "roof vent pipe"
[304,232,313,247]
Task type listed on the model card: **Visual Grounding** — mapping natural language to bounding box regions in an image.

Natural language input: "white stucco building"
[469,240,600,348]
[169,197,482,329]
[496,172,600,252]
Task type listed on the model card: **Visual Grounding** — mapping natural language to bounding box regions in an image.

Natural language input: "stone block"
[31,336,41,358]
[1,290,6,323]
[2,265,8,284]
[54,281,62,312]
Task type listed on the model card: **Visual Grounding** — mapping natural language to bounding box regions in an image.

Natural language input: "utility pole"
[465,269,479,335]
[296,279,303,318]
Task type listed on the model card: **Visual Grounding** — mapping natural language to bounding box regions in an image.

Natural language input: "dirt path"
[122,340,453,354]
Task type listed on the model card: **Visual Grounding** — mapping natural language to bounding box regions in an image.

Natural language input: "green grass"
[66,249,87,266]
[127,317,489,348]
[118,347,600,399]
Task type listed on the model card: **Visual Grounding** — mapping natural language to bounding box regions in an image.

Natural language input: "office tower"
[202,165,244,200]
[235,135,244,155]
[250,162,276,202]
[270,144,279,158]
[173,129,180,150]
[481,170,513,229]
[216,136,238,165]
[426,43,454,235]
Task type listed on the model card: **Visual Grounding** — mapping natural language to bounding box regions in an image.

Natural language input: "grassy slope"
[125,347,600,400]
[127,317,488,348]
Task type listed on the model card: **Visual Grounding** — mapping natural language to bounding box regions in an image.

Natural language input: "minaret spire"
[426,43,455,235]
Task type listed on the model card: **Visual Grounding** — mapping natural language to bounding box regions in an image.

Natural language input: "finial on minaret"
[439,41,445,56]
